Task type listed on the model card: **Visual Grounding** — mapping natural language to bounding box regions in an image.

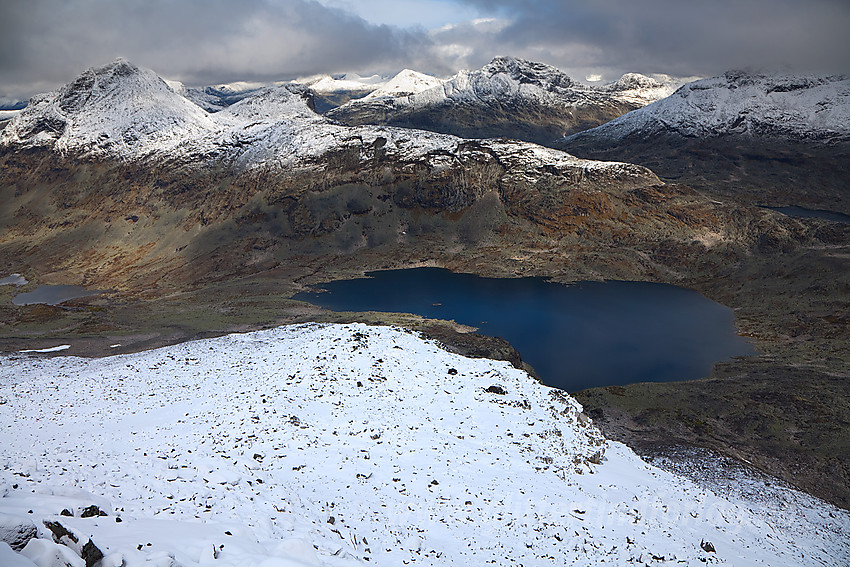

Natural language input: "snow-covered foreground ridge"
[1,324,848,566]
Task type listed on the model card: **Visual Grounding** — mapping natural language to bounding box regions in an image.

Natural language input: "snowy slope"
[1,323,848,567]
[324,58,684,145]
[603,72,696,106]
[361,69,445,100]
[217,84,318,122]
[306,75,381,95]
[0,58,657,186]
[0,109,23,122]
[171,80,270,112]
[0,59,218,158]
[563,70,850,144]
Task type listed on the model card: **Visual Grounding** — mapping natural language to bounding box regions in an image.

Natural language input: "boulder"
[0,512,38,551]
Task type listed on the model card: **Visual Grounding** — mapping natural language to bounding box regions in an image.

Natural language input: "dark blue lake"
[293,268,755,392]
[765,206,850,224]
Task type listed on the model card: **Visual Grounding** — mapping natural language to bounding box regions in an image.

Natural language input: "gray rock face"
[0,512,37,551]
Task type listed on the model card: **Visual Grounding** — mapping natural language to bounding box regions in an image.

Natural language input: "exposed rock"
[42,519,104,567]
[43,520,77,545]
[0,513,37,551]
[78,506,106,519]
[80,540,103,567]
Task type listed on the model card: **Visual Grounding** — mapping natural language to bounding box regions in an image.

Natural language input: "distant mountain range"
[4,58,846,213]
[560,70,850,144]
[0,58,648,175]
[556,70,850,212]
[325,57,687,146]
[1,56,687,145]
[4,58,730,292]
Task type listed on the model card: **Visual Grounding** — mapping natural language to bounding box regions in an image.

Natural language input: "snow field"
[1,323,848,566]
[567,71,850,142]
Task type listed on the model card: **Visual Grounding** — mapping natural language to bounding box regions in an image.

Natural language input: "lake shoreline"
[1,233,848,510]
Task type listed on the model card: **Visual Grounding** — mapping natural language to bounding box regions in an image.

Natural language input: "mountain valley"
[1,57,849,565]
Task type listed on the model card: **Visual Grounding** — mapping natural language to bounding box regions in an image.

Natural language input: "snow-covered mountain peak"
[52,58,175,115]
[607,72,664,91]
[562,70,850,143]
[362,69,444,100]
[481,55,580,90]
[306,74,381,95]
[218,83,318,122]
[390,56,591,110]
[602,72,689,105]
[0,58,217,157]
[695,68,847,97]
[179,81,270,112]
[340,72,385,85]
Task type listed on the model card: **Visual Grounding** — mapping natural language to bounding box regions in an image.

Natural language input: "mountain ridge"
[325,56,684,145]
[560,69,850,144]
[0,57,785,297]
[555,69,850,213]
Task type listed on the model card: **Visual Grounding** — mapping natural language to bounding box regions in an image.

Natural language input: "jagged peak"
[53,58,178,116]
[481,56,577,88]
[716,69,845,93]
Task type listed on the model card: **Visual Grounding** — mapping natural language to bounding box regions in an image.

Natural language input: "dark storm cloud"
[2,0,847,101]
[454,0,850,77]
[0,0,432,100]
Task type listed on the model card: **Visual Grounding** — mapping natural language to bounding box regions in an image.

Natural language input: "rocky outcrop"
[0,514,37,551]
[42,519,104,567]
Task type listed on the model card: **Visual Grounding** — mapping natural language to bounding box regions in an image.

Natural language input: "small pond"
[0,273,28,286]
[294,267,755,392]
[12,285,102,306]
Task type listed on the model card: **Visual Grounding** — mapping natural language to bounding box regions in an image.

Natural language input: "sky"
[1,0,849,103]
